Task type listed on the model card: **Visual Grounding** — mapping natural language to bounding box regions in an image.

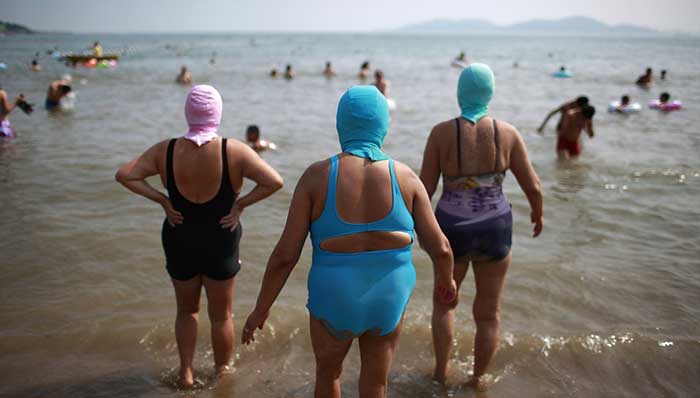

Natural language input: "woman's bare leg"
[468,254,511,387]
[310,316,353,398]
[358,322,403,398]
[432,261,470,384]
[203,276,236,376]
[172,276,203,387]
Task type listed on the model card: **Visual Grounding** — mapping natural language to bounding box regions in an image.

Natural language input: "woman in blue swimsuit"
[242,86,456,397]
[420,64,544,388]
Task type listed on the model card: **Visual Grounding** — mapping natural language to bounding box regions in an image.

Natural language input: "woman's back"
[309,154,414,253]
[433,116,515,178]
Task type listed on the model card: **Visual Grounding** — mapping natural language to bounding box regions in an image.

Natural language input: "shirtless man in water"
[556,105,595,159]
[537,96,588,133]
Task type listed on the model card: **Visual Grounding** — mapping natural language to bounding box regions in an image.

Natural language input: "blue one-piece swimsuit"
[307,155,416,339]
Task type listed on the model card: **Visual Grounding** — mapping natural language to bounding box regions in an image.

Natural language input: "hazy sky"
[2,0,697,33]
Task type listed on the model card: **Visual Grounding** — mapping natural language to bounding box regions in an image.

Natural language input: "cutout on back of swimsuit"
[319,231,413,253]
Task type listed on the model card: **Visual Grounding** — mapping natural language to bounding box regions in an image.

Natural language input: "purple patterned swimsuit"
[435,118,512,261]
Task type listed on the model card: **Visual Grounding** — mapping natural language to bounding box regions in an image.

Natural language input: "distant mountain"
[0,21,34,34]
[397,16,658,36]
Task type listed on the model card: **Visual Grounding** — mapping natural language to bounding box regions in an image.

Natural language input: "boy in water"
[245,125,276,152]
[176,66,192,85]
[556,105,595,159]
[45,80,72,111]
[636,67,653,87]
[323,61,336,77]
[373,70,390,97]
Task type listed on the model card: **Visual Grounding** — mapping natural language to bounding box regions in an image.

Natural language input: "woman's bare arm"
[407,166,456,303]
[241,167,314,344]
[419,127,441,200]
[115,141,183,226]
[220,141,284,230]
[509,130,543,237]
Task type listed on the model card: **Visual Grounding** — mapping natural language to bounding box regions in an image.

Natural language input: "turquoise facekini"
[457,63,495,123]
[336,85,390,161]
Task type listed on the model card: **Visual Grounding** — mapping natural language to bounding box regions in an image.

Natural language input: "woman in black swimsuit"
[116,85,283,387]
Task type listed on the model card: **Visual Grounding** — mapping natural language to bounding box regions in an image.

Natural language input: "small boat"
[62,53,120,65]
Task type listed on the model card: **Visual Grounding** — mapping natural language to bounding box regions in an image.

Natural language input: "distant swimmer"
[176,66,192,85]
[636,67,653,87]
[537,96,589,133]
[552,65,572,78]
[92,41,103,57]
[284,64,295,80]
[513,61,519,68]
[373,69,390,97]
[31,59,41,71]
[322,61,336,77]
[649,92,682,112]
[245,124,276,152]
[270,68,278,78]
[451,52,468,68]
[1,89,31,138]
[555,104,595,159]
[358,61,371,80]
[609,95,641,114]
[660,69,667,80]
[45,80,72,111]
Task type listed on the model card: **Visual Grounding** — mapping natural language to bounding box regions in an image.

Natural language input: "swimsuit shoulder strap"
[492,119,501,172]
[455,118,462,175]
[323,155,340,219]
[221,138,230,182]
[166,138,177,191]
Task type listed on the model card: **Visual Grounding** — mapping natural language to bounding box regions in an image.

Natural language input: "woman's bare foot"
[432,370,448,385]
[215,364,232,379]
[178,367,195,388]
[464,375,488,391]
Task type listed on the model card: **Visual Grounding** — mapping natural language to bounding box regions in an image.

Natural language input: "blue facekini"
[457,63,495,123]
[336,85,390,161]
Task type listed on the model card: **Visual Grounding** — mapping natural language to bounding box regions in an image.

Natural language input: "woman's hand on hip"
[162,199,183,227]
[220,202,242,231]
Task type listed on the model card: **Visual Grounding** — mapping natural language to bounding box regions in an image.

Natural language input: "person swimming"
[284,64,295,80]
[241,85,456,397]
[659,92,670,104]
[270,68,278,78]
[115,85,283,387]
[358,61,371,80]
[45,80,72,111]
[537,96,589,133]
[636,67,653,87]
[660,69,667,80]
[176,66,192,85]
[373,69,390,98]
[31,59,41,71]
[420,63,543,388]
[322,61,336,77]
[245,125,276,152]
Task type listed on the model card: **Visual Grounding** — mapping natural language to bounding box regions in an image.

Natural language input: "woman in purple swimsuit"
[420,63,544,388]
